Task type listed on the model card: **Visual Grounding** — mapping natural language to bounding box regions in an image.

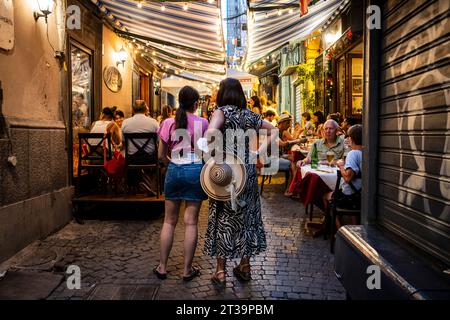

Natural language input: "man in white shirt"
[121,100,159,156]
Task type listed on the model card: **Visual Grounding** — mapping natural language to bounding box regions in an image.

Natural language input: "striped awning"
[91,0,226,78]
[245,0,344,67]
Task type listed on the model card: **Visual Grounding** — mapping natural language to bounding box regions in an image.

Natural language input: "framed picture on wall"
[352,78,362,94]
[103,66,123,93]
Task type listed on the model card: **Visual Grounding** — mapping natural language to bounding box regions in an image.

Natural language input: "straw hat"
[277,113,292,124]
[200,153,247,203]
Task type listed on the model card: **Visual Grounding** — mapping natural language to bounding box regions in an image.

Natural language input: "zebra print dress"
[203,105,267,259]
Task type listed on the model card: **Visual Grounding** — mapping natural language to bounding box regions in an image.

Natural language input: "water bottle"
[311,143,318,169]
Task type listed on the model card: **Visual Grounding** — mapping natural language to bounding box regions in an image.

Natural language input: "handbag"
[331,181,361,210]
[103,139,125,180]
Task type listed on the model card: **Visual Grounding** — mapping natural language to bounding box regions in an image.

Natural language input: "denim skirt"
[164,162,207,202]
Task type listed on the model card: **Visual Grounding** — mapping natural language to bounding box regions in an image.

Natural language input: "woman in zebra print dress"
[203,78,277,286]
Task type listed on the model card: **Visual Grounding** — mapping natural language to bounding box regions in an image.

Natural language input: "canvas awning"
[245,0,344,67]
[91,0,226,77]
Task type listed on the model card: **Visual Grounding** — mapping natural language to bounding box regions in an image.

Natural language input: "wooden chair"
[260,158,290,195]
[329,170,361,253]
[124,132,160,198]
[76,133,112,196]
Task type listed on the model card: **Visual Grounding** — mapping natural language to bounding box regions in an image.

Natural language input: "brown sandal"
[233,264,251,281]
[211,270,226,287]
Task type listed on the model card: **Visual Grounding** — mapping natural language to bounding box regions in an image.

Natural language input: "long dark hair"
[176,86,199,129]
[162,105,172,122]
[216,78,247,109]
[251,96,260,108]
[313,110,325,125]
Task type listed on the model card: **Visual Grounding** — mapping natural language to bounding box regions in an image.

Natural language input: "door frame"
[67,37,95,183]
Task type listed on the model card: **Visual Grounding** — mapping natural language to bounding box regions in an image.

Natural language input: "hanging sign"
[0,0,14,51]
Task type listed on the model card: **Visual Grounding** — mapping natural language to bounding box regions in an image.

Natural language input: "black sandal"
[183,266,201,282]
[233,264,251,282]
[211,270,226,287]
[153,265,167,280]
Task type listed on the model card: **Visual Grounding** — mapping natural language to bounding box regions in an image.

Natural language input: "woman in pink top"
[153,86,208,281]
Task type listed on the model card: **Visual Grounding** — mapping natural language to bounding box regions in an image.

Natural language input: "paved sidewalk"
[0,176,345,300]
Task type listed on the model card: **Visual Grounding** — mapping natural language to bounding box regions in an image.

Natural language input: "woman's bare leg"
[183,201,202,277]
[157,200,181,274]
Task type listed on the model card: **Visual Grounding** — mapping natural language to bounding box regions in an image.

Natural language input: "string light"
[161,5,165,11]
[137,1,143,9]
[183,3,188,11]
[289,9,294,14]
[277,10,282,16]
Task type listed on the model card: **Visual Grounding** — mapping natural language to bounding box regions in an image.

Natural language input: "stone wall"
[0,0,72,262]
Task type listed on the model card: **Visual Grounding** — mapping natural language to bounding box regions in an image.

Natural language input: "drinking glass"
[326,151,334,167]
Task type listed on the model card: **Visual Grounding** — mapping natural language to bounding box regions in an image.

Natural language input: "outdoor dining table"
[293,164,339,237]
[300,165,338,191]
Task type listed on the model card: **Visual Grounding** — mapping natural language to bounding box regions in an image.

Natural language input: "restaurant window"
[70,42,93,178]
[350,55,363,115]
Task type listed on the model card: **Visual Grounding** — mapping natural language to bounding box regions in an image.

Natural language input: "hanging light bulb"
[137,1,143,9]
[183,3,188,11]
[161,5,165,11]
[289,8,294,14]
[277,10,282,16]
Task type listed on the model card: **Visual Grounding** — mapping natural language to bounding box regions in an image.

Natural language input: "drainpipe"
[361,0,382,225]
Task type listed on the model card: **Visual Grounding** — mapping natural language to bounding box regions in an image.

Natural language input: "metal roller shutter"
[377,0,450,265]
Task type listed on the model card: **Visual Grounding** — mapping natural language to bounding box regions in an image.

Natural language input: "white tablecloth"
[300,165,338,191]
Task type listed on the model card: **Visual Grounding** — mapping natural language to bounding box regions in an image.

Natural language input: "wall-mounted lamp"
[34,0,55,22]
[116,46,127,67]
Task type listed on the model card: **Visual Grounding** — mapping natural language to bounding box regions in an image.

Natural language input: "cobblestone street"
[0,176,345,300]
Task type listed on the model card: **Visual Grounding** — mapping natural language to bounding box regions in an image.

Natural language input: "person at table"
[263,109,277,127]
[90,106,122,147]
[341,116,360,136]
[297,119,345,167]
[301,112,314,137]
[277,114,306,195]
[324,124,363,230]
[313,110,326,137]
[121,100,160,192]
[277,114,304,154]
